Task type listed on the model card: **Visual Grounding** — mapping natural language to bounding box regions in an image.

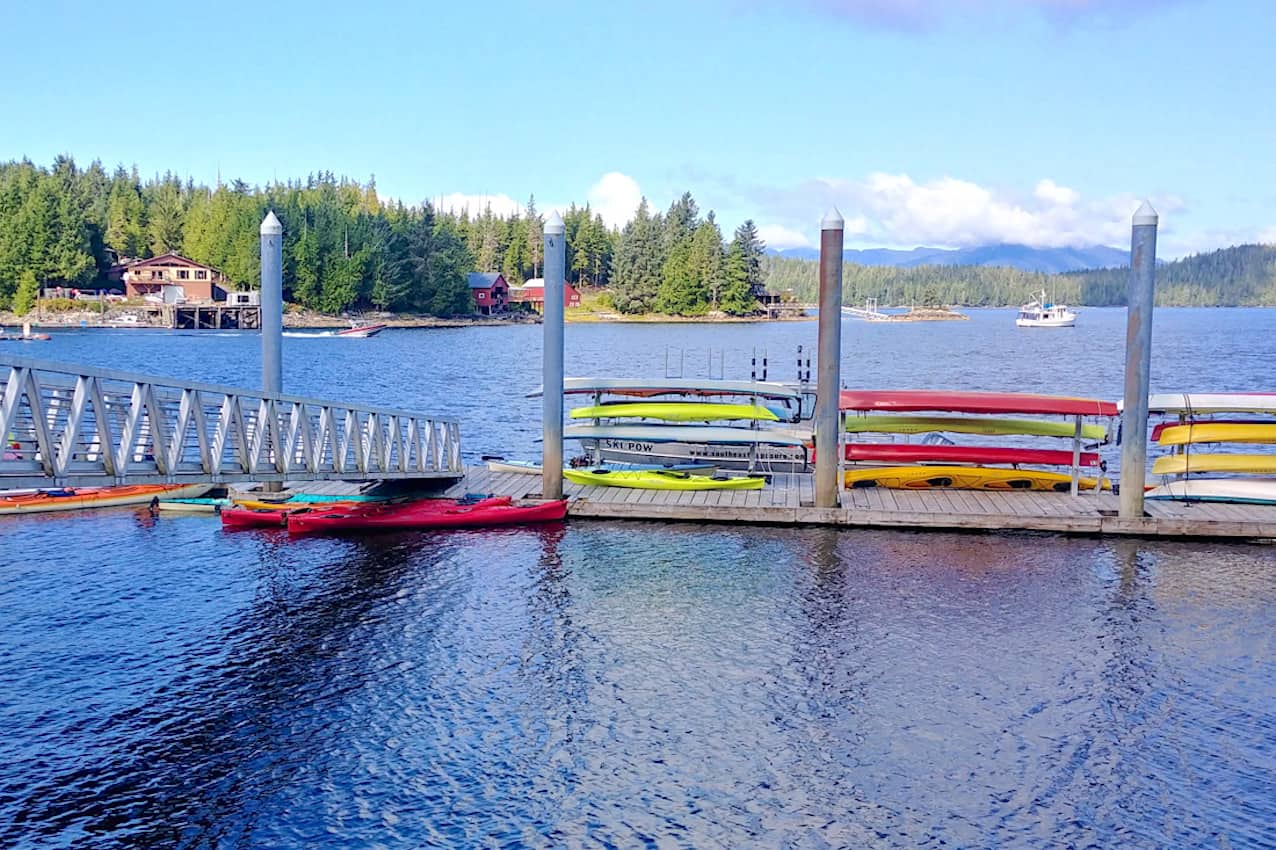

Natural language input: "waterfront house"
[467,272,509,315]
[120,253,229,303]
[509,278,581,313]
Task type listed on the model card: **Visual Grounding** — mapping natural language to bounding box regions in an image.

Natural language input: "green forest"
[0,156,766,317]
[764,243,1276,308]
[3,155,1274,317]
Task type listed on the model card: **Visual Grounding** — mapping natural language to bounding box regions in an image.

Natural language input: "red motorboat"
[287,496,566,533]
[842,443,1102,468]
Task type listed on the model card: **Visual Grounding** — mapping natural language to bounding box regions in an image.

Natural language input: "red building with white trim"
[467,273,509,315]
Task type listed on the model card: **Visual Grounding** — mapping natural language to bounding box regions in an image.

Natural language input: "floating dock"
[427,468,1276,540]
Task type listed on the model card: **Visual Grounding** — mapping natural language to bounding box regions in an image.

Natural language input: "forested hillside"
[764,244,1276,307]
[4,156,1273,316]
[0,157,766,317]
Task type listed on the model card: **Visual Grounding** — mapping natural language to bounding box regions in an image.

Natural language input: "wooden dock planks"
[354,467,1276,540]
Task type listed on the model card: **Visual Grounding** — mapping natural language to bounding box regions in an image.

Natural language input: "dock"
[422,468,1276,540]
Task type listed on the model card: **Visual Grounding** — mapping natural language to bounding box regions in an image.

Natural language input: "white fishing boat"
[1015,290,1076,328]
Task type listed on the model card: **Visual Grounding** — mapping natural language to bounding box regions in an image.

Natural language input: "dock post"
[260,210,284,492]
[542,210,566,501]
[1119,201,1158,519]
[814,208,845,508]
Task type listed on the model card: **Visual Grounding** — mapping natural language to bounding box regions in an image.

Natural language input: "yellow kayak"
[564,468,766,490]
[844,415,1107,441]
[569,402,780,422]
[844,465,1111,492]
[1156,422,1276,446]
[1152,453,1276,476]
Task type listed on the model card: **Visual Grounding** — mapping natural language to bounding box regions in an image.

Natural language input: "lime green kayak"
[844,414,1107,441]
[570,402,779,422]
[563,468,766,490]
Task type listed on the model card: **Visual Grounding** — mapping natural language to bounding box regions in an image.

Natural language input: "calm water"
[2,309,1275,848]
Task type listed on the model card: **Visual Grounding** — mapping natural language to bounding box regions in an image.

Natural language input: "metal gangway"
[840,297,890,321]
[0,355,462,489]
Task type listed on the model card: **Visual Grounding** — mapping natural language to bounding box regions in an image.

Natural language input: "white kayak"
[1133,393,1276,415]
[1145,477,1276,505]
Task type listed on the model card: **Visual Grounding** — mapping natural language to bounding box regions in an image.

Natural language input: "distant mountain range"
[768,243,1129,274]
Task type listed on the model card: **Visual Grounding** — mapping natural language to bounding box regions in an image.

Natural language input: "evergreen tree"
[12,268,38,314]
[610,198,663,313]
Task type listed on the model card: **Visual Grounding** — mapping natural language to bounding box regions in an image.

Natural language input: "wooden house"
[120,253,229,302]
[510,278,581,313]
[467,273,509,315]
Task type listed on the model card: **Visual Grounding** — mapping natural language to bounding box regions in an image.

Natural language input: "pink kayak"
[287,496,564,533]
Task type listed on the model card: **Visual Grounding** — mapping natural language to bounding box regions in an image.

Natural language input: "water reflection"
[2,521,1273,848]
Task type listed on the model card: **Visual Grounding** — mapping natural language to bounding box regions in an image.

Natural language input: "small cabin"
[121,253,229,302]
[510,278,581,313]
[467,273,509,315]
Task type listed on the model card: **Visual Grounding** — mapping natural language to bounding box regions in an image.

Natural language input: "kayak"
[1155,422,1276,446]
[486,459,717,475]
[844,465,1111,492]
[842,443,1102,468]
[287,496,562,533]
[563,468,766,490]
[569,402,780,422]
[1145,477,1276,505]
[158,497,232,513]
[839,389,1117,417]
[1152,453,1276,476]
[233,497,358,511]
[0,483,211,515]
[221,506,294,528]
[843,415,1108,441]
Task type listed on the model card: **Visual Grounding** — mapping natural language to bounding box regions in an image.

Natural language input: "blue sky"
[3,0,1272,256]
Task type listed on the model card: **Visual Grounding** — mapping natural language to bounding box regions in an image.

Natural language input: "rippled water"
[3,310,1276,847]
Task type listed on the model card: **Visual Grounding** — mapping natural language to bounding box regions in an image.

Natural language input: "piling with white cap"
[542,210,566,501]
[814,208,845,508]
[260,211,284,492]
[260,211,284,396]
[1119,201,1158,518]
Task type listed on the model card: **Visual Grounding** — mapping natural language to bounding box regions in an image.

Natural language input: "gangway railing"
[0,355,462,488]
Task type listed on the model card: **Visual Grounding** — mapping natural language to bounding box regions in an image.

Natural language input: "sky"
[2,0,1273,257]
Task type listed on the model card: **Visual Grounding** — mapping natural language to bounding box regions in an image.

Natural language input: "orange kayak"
[0,484,211,514]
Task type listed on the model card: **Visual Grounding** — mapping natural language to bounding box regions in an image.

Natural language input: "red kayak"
[843,443,1102,468]
[287,496,566,533]
[221,506,292,528]
[839,390,1117,417]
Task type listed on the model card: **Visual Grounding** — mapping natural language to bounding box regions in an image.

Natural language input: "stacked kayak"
[1143,394,1276,504]
[563,468,765,490]
[838,390,1115,493]
[485,459,716,475]
[287,496,565,533]
[1,483,210,515]
[844,466,1110,492]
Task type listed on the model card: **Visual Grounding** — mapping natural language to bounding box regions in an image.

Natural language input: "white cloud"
[1034,178,1080,206]
[587,172,645,229]
[756,224,814,250]
[1259,226,1276,244]
[749,172,1183,250]
[436,192,522,218]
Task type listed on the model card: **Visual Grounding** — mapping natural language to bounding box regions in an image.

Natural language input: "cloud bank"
[752,172,1182,249]
[791,0,1178,30]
